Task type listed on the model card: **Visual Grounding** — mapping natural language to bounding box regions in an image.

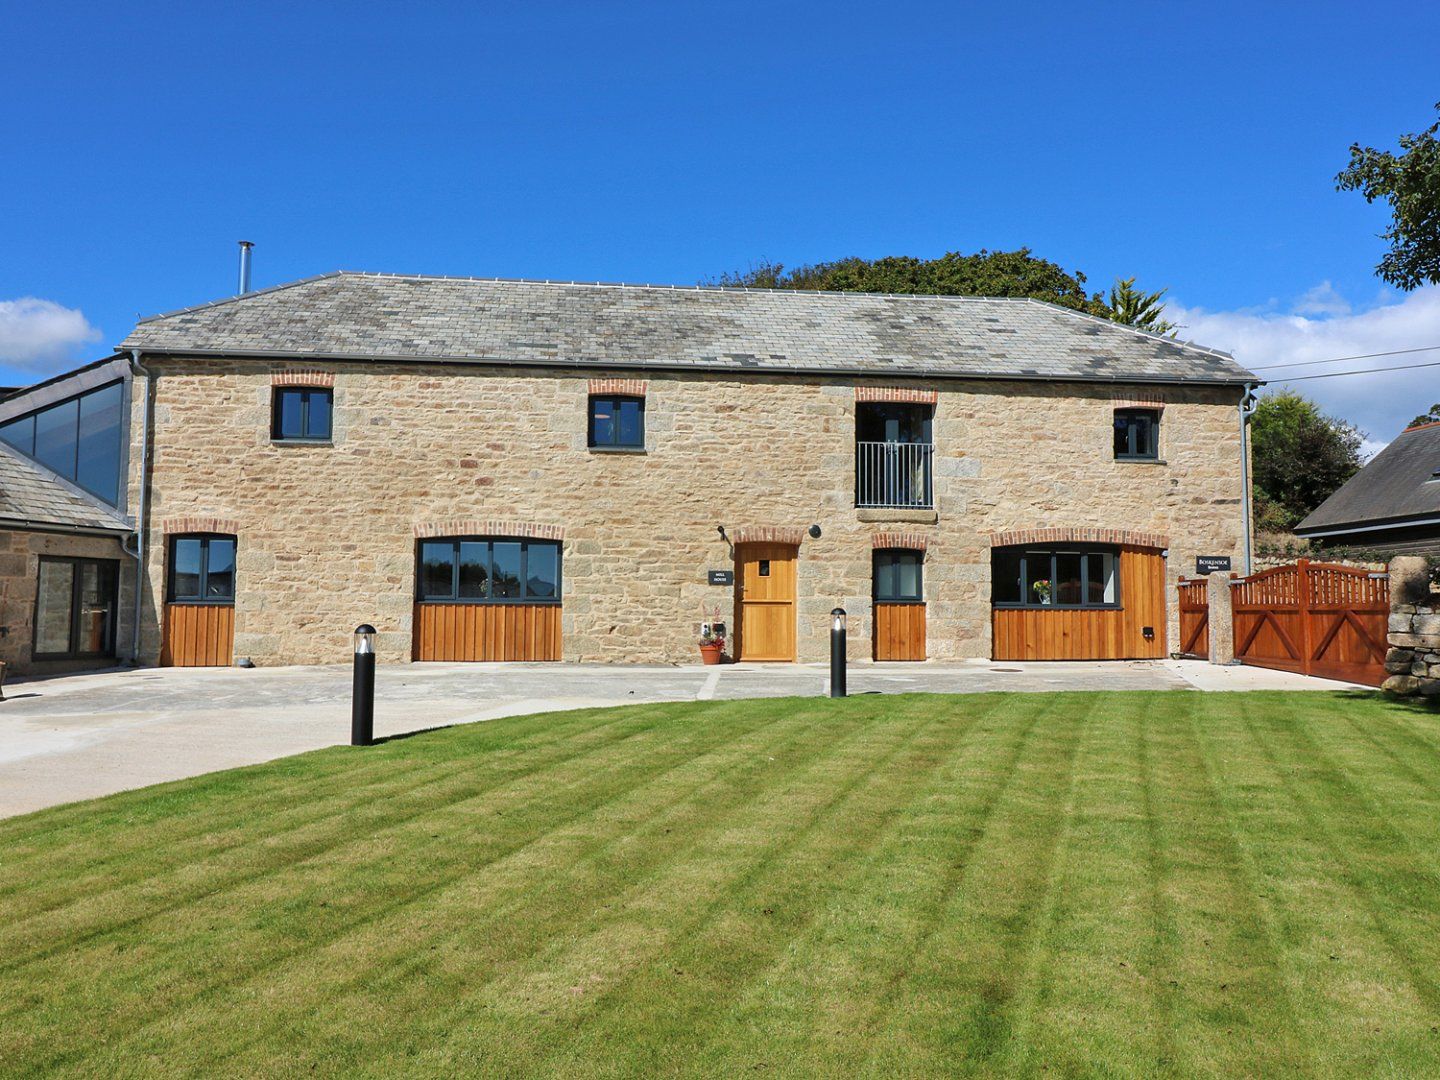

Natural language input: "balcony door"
[734,543,797,662]
[856,403,934,509]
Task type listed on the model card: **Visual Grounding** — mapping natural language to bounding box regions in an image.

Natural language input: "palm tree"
[1108,277,1177,337]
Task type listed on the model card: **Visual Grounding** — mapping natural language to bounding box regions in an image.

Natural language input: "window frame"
[990,544,1122,610]
[415,536,563,605]
[271,386,334,442]
[1113,407,1160,461]
[31,555,120,661]
[0,378,128,506]
[872,548,925,604]
[587,394,646,451]
[167,534,238,605]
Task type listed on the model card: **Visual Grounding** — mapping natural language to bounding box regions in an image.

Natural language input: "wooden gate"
[1177,578,1208,659]
[1232,560,1388,686]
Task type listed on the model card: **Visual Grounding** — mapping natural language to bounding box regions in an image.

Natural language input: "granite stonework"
[1382,556,1440,696]
[129,360,1250,666]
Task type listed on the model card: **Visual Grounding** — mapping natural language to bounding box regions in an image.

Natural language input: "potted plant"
[698,626,726,665]
[1031,579,1053,605]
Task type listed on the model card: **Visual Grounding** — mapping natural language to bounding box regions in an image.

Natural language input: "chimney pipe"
[237,241,253,295]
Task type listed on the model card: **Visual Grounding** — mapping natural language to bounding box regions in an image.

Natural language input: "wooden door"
[161,604,235,667]
[874,603,926,660]
[735,543,797,661]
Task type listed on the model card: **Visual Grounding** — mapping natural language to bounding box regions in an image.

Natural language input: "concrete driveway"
[0,658,1368,818]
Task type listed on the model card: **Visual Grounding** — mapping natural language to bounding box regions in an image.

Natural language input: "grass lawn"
[4,691,1440,1077]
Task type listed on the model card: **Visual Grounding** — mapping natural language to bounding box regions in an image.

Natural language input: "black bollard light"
[829,607,847,698]
[352,624,377,746]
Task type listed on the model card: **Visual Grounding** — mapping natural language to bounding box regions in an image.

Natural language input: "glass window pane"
[77,562,116,654]
[0,414,35,455]
[896,553,921,599]
[1114,413,1131,457]
[205,539,236,599]
[1086,553,1117,604]
[591,398,615,446]
[305,390,332,439]
[491,542,522,598]
[992,548,1023,604]
[275,390,304,439]
[1137,413,1157,457]
[526,543,559,599]
[34,398,79,479]
[76,383,123,504]
[172,538,202,599]
[617,399,642,446]
[459,541,489,598]
[1025,552,1054,606]
[35,561,74,655]
[1054,552,1083,605]
[420,541,456,599]
[873,554,895,601]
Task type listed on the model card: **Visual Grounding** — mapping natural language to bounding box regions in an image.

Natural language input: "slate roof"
[0,443,131,534]
[1296,422,1440,535]
[120,272,1257,386]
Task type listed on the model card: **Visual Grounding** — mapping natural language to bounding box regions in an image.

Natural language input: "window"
[991,545,1119,608]
[168,535,237,603]
[1114,408,1160,460]
[588,396,644,449]
[417,537,562,603]
[0,380,125,505]
[272,387,333,441]
[33,557,119,659]
[874,549,924,602]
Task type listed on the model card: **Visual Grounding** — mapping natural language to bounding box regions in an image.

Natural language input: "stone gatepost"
[1207,570,1235,665]
[1382,556,1440,696]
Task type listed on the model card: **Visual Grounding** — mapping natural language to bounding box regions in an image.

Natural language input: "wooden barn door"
[735,543,797,661]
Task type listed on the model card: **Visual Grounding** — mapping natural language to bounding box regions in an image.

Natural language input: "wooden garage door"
[412,604,562,662]
[735,543,797,661]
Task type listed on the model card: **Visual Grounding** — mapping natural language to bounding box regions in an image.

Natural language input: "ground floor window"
[417,537,562,603]
[873,548,924,602]
[33,557,119,659]
[168,535,237,603]
[992,545,1119,608]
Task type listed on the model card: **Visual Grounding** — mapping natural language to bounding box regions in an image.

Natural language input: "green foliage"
[1408,403,1440,429]
[1107,276,1177,336]
[1336,102,1440,290]
[1251,390,1365,530]
[713,249,1111,315]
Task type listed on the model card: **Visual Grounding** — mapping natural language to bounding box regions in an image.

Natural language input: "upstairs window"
[168,535,237,603]
[873,549,924,603]
[1114,408,1159,460]
[417,537,562,603]
[0,380,125,505]
[588,396,644,449]
[272,387,333,441]
[992,545,1119,608]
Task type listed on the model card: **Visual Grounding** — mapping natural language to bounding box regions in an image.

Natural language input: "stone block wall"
[129,359,1249,666]
[1383,556,1440,696]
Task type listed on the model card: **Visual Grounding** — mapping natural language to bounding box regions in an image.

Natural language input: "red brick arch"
[272,369,336,387]
[871,531,929,551]
[729,526,807,546]
[988,527,1168,550]
[413,520,566,541]
[162,516,241,536]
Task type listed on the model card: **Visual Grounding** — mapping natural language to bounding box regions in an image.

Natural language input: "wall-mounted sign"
[707,569,734,586]
[1195,555,1232,575]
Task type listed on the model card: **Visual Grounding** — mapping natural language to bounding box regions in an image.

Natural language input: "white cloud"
[1169,284,1440,456]
[0,298,103,373]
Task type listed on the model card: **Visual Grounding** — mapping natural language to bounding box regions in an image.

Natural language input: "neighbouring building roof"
[1296,422,1440,537]
[120,272,1258,386]
[0,443,131,534]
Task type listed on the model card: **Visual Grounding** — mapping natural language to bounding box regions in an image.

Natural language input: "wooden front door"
[735,543,797,661]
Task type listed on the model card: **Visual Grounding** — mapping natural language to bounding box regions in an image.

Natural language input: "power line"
[1249,343,1440,371]
[1273,356,1440,382]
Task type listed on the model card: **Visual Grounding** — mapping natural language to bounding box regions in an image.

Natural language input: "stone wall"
[0,528,134,675]
[1383,556,1440,696]
[129,359,1249,666]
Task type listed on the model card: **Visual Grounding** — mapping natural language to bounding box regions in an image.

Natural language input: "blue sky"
[2,1,1438,443]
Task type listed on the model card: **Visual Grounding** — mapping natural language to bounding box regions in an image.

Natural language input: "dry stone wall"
[130,359,1249,666]
[1383,556,1440,696]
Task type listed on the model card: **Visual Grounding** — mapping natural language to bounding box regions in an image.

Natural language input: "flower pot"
[699,643,724,665]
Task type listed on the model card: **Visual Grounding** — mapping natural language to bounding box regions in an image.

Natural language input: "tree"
[712,249,1111,316]
[1250,390,1365,532]
[1336,102,1440,290]
[1108,277,1177,336]
[1408,404,1440,429]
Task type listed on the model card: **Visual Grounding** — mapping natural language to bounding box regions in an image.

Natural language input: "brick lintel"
[988,526,1168,550]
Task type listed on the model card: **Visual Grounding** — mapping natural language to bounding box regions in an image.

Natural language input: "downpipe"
[125,350,153,664]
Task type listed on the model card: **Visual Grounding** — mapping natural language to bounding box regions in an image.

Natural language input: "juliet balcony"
[854,441,935,509]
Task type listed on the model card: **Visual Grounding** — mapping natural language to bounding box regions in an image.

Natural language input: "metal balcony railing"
[855,441,934,509]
